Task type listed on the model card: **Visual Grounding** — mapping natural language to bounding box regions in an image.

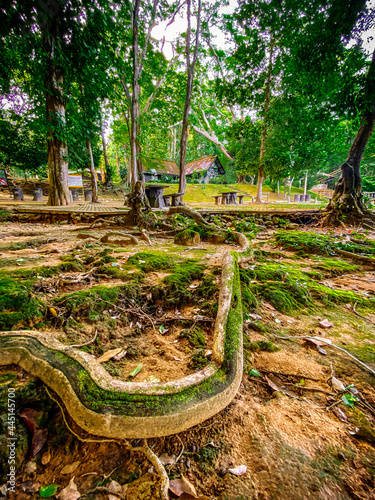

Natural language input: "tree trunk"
[44,32,70,206]
[324,49,375,225]
[86,140,99,203]
[179,0,201,198]
[256,36,274,203]
[101,115,111,185]
[303,171,308,196]
[325,110,375,222]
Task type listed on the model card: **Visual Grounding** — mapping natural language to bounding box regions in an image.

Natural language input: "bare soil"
[0,213,375,500]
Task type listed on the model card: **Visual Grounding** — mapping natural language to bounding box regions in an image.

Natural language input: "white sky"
[152,0,375,59]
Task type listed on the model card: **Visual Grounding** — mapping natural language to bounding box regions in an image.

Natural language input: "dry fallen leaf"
[107,480,123,500]
[97,348,125,364]
[159,453,177,466]
[332,377,346,392]
[228,465,247,476]
[319,319,333,328]
[169,476,197,497]
[263,302,276,311]
[332,407,348,423]
[61,462,80,475]
[57,477,80,500]
[41,450,51,465]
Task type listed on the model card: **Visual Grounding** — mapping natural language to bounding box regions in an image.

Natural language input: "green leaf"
[249,369,261,377]
[341,393,357,408]
[129,364,143,378]
[159,324,165,333]
[39,484,59,497]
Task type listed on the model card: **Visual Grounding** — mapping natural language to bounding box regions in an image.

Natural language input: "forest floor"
[0,206,375,500]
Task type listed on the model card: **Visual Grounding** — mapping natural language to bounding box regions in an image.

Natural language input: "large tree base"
[321,193,375,229]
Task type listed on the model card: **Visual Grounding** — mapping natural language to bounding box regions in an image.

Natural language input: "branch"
[143,57,177,114]
[191,124,233,159]
[139,0,159,78]
[121,78,132,105]
[191,0,201,68]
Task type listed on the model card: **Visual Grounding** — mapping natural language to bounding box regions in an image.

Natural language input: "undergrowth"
[0,278,45,330]
[240,262,375,314]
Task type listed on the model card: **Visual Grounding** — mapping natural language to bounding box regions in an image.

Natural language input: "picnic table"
[145,184,170,208]
[219,191,239,205]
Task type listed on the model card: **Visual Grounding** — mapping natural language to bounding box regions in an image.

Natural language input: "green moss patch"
[54,283,141,321]
[0,278,45,330]
[240,263,375,314]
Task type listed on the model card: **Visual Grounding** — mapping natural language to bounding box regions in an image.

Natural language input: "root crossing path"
[0,238,251,439]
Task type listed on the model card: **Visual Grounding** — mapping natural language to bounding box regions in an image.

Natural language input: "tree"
[178,0,202,196]
[1,0,117,205]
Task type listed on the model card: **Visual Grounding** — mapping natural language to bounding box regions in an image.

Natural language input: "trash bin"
[294,194,300,202]
[33,188,43,201]
[13,187,24,201]
[84,190,92,202]
[70,189,79,201]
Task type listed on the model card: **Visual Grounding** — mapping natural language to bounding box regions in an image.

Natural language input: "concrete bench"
[213,195,221,205]
[163,192,184,207]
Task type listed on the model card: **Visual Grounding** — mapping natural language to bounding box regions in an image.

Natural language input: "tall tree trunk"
[80,84,99,202]
[303,171,308,196]
[44,32,70,206]
[179,0,201,197]
[101,114,111,185]
[325,49,375,224]
[256,36,274,203]
[86,140,99,203]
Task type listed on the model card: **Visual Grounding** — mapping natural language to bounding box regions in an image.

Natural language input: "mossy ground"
[1,216,375,498]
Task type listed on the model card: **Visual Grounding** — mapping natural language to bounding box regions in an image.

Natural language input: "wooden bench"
[238,195,244,205]
[163,192,184,207]
[213,195,221,205]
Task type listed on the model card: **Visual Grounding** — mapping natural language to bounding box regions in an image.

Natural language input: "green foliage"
[0,278,44,330]
[240,262,375,313]
[127,252,177,272]
[246,340,280,352]
[180,327,206,348]
[54,283,141,321]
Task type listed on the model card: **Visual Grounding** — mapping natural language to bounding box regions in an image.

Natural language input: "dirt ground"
[0,210,375,500]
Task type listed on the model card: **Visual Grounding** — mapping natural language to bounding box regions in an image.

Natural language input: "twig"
[68,329,98,349]
[175,434,185,463]
[326,400,342,410]
[282,383,334,396]
[269,333,375,376]
[100,299,156,332]
[143,316,215,328]
[45,387,120,444]
[260,369,321,382]
[353,302,375,325]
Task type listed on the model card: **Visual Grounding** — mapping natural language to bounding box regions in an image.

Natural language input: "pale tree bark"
[80,85,98,203]
[86,140,99,202]
[179,0,202,197]
[324,48,375,225]
[100,113,111,185]
[44,29,71,206]
[256,36,274,203]
[303,171,308,196]
[123,0,159,190]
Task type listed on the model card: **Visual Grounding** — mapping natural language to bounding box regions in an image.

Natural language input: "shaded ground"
[0,208,375,499]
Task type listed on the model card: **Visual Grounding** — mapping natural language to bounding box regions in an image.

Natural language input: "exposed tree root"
[100,232,139,245]
[335,247,375,264]
[167,205,211,226]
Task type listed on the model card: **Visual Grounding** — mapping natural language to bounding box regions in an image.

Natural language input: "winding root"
[100,232,139,245]
[335,248,375,265]
[167,206,211,226]
[140,229,152,245]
